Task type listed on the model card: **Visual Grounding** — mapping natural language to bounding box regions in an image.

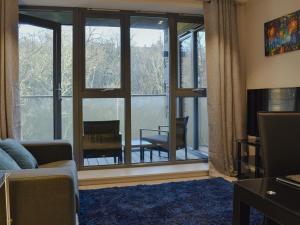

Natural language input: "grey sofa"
[0,140,78,225]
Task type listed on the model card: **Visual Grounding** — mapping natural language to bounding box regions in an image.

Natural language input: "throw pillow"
[0,139,38,169]
[0,148,21,170]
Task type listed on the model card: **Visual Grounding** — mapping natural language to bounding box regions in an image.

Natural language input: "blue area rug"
[79,178,263,225]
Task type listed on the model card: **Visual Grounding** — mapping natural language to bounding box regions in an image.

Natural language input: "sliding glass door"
[19,15,62,140]
[19,12,73,142]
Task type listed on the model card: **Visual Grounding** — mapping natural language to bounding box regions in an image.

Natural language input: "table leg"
[255,145,260,177]
[139,130,144,163]
[140,146,144,162]
[265,218,280,225]
[233,186,250,225]
[237,141,242,179]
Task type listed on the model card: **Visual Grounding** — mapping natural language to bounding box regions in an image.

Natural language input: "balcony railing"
[20,95,208,148]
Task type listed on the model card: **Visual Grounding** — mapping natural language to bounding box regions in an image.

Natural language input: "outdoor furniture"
[140,117,189,161]
[122,140,154,162]
[83,120,123,164]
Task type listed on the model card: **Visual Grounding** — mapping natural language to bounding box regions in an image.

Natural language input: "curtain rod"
[203,0,248,3]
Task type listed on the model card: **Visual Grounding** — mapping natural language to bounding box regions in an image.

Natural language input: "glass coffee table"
[122,140,154,162]
[233,177,300,225]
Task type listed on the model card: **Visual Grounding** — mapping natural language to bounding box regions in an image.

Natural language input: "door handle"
[192,88,205,92]
[101,88,116,92]
[192,88,207,96]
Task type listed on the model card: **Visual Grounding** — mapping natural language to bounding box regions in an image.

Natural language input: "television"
[247,87,300,137]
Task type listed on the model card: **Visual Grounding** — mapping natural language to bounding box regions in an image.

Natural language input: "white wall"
[238,0,300,89]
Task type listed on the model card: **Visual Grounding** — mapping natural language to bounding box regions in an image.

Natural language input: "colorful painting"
[265,10,300,56]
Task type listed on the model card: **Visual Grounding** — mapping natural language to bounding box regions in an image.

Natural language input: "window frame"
[80,10,125,97]
[175,19,207,158]
[19,6,207,170]
[176,17,206,97]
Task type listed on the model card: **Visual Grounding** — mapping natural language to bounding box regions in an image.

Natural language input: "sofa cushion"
[40,160,80,212]
[0,148,21,170]
[0,139,38,169]
[39,160,75,169]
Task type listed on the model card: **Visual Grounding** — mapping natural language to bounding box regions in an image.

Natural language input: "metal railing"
[20,95,208,146]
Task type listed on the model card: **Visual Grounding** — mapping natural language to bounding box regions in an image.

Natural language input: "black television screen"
[247,87,300,137]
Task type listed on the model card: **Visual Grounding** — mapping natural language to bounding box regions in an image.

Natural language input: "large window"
[85,18,121,89]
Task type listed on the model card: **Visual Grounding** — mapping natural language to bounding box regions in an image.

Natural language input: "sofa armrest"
[21,140,73,165]
[8,169,76,225]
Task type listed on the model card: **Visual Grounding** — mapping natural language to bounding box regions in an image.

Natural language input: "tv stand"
[236,137,262,179]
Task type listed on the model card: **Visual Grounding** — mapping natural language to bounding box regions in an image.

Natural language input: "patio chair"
[140,117,189,161]
[83,120,122,164]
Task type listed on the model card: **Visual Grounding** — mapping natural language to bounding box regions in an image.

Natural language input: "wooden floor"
[84,147,208,166]
[79,162,209,187]
[80,176,211,189]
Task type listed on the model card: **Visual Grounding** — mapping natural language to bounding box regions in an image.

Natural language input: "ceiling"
[19,0,203,14]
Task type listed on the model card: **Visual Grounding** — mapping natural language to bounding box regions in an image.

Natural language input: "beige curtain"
[0,0,20,139]
[204,0,246,176]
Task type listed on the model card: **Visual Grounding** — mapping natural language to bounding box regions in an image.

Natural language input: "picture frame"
[264,10,300,56]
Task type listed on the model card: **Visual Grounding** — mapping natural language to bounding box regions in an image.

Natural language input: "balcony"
[20,94,208,166]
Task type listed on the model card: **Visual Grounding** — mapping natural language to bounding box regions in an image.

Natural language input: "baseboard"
[79,163,209,186]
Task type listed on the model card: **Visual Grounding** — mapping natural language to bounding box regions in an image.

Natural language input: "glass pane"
[176,97,208,161]
[179,36,193,88]
[20,97,53,140]
[177,22,201,89]
[82,98,124,166]
[85,18,121,89]
[62,25,73,142]
[19,25,53,96]
[19,24,54,140]
[130,17,169,163]
[62,25,73,97]
[62,97,73,142]
[197,30,207,88]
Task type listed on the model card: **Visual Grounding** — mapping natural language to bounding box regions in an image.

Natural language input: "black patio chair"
[140,117,189,161]
[83,120,122,164]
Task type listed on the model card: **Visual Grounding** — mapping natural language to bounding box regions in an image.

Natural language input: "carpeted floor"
[79,178,263,225]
